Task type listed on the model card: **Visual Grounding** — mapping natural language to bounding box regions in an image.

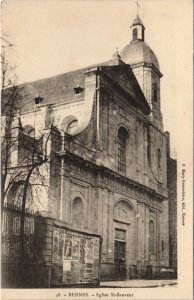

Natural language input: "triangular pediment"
[99,64,151,115]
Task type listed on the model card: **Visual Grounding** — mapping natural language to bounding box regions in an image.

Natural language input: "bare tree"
[1,34,23,208]
[1,36,58,253]
[1,36,58,259]
[1,35,54,211]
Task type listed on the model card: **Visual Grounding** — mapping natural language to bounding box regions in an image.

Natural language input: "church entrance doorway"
[113,200,136,280]
[114,240,126,280]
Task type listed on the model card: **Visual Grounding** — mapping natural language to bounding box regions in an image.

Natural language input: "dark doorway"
[114,240,126,280]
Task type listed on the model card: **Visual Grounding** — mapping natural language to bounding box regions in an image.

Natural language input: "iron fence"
[1,203,38,259]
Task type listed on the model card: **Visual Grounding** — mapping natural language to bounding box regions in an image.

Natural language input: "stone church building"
[2,16,177,281]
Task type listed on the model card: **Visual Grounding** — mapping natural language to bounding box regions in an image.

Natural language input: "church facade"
[3,16,177,280]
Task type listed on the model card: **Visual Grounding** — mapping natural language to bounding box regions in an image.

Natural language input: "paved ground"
[100,279,177,288]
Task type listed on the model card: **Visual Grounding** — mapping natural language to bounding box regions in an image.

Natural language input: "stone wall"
[1,215,101,288]
[54,152,170,280]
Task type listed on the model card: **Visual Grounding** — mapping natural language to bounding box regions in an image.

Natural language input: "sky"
[1,0,193,155]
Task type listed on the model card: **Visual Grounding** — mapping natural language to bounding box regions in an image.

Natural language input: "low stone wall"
[1,215,102,288]
[50,222,101,287]
[1,263,51,288]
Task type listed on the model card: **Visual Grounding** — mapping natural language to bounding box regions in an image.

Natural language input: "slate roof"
[2,61,111,113]
[2,58,150,115]
[17,68,86,112]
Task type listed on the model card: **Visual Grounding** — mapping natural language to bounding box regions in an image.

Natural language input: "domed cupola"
[120,16,163,130]
[121,41,160,70]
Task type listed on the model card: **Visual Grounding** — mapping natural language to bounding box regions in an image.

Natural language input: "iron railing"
[1,203,38,259]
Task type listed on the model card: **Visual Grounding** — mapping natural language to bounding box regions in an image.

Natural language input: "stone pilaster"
[107,191,114,259]
[102,188,109,256]
[62,176,71,223]
[137,202,146,264]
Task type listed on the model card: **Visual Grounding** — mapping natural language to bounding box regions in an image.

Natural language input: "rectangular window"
[115,228,126,241]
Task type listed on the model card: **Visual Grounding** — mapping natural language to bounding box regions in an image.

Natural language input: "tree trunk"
[20,168,33,261]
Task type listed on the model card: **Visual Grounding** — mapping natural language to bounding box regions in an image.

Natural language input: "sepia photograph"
[1,0,193,299]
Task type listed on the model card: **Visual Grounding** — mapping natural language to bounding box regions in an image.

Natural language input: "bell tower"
[131,15,145,42]
[121,16,163,130]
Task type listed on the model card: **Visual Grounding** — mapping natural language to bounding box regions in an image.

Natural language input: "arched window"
[5,182,35,239]
[149,220,155,253]
[60,115,78,134]
[133,28,138,40]
[157,149,161,169]
[67,120,78,134]
[153,83,158,102]
[116,127,128,174]
[23,125,35,137]
[114,200,133,224]
[72,197,85,228]
[7,181,33,211]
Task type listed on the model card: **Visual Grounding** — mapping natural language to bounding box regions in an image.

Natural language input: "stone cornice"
[56,150,168,201]
[53,218,102,238]
[131,62,163,78]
